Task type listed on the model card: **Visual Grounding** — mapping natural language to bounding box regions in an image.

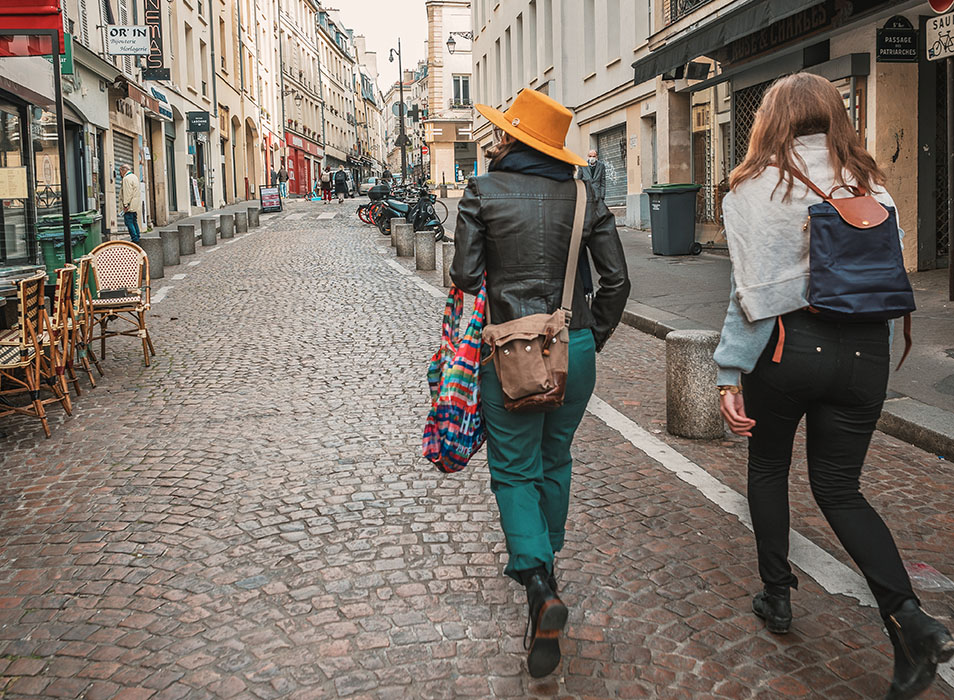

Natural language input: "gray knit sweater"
[713,134,900,386]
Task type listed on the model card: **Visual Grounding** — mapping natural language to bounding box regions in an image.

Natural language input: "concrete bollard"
[220,213,235,239]
[201,218,217,247]
[442,241,455,287]
[139,236,164,280]
[247,207,261,228]
[394,222,415,258]
[415,230,436,271]
[178,224,196,256]
[390,217,405,248]
[235,211,249,233]
[159,229,180,267]
[666,330,723,439]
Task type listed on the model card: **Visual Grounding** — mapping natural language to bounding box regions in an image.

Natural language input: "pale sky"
[334,1,430,86]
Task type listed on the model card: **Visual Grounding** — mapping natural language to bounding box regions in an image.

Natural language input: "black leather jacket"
[450,172,630,352]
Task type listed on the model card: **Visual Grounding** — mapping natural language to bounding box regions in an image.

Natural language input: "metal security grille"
[113,132,134,224]
[597,125,627,207]
[732,81,770,167]
[937,65,950,263]
[697,130,716,223]
[669,0,713,23]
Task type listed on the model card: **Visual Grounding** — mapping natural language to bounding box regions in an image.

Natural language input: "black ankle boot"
[522,571,568,678]
[547,564,558,593]
[752,585,792,634]
[885,600,954,700]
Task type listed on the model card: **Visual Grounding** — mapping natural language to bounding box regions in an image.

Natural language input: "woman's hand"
[720,391,756,437]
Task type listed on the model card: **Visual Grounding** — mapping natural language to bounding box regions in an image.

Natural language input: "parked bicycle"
[355,183,447,241]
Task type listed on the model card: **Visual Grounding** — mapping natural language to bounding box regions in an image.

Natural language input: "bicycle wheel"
[433,199,449,224]
[357,205,372,224]
[432,224,446,242]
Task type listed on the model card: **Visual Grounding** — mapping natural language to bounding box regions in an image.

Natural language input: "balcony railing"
[448,98,473,110]
[669,0,713,23]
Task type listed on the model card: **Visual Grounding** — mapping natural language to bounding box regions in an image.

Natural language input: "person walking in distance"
[715,72,953,700]
[119,164,141,244]
[278,164,290,198]
[333,165,348,203]
[451,89,630,678]
[577,149,606,202]
[320,166,332,203]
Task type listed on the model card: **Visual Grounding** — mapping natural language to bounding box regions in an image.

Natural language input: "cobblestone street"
[1,199,952,699]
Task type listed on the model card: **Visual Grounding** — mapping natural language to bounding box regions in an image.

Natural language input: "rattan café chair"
[87,241,155,367]
[72,255,104,386]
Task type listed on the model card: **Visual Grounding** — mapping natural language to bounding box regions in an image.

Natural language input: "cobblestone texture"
[0,198,951,699]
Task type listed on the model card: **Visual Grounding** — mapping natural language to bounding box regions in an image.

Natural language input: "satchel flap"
[482,310,566,344]
[825,196,889,229]
[489,331,541,346]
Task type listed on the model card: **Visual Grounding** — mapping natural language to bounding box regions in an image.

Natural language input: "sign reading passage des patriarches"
[877,16,917,63]
[106,26,150,56]
[260,186,283,213]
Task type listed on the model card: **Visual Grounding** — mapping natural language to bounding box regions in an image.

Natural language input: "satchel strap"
[560,180,587,322]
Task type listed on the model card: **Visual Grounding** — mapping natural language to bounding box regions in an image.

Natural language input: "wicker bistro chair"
[44,264,84,397]
[0,271,73,438]
[72,255,104,385]
[87,241,155,367]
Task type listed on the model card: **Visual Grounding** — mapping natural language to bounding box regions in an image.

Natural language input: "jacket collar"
[489,142,576,181]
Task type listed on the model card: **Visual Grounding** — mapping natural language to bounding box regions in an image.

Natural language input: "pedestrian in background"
[320,166,332,203]
[715,72,953,700]
[333,165,348,203]
[119,164,141,244]
[270,167,278,188]
[451,89,630,679]
[577,149,606,202]
[278,164,289,198]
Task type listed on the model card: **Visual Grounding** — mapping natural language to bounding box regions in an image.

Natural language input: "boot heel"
[538,599,568,632]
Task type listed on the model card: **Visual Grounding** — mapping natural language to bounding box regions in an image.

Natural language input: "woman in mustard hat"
[451,89,630,678]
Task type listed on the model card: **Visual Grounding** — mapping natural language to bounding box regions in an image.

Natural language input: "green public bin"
[645,184,702,255]
[37,229,86,276]
[74,210,103,255]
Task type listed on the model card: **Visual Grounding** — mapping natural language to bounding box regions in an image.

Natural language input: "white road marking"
[203,245,222,254]
[188,260,202,267]
[172,274,186,280]
[383,259,445,300]
[286,213,307,220]
[151,285,173,304]
[317,213,336,220]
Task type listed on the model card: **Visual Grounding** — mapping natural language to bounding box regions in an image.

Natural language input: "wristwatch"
[718,385,741,396]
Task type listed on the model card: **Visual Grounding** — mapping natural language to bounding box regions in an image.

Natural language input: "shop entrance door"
[597,125,627,206]
[113,131,135,224]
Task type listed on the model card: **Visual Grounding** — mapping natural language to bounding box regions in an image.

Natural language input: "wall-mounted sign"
[106,26,150,56]
[142,0,170,81]
[877,16,917,63]
[927,10,954,61]
[186,111,211,132]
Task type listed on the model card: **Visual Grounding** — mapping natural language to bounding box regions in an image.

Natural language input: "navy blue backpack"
[770,167,915,369]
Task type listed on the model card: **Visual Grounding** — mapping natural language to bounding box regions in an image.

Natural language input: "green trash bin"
[37,229,86,276]
[74,210,103,255]
[645,183,702,255]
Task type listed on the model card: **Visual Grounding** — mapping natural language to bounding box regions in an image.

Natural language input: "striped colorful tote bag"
[422,283,487,473]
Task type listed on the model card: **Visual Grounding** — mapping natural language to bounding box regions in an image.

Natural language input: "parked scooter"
[372,185,446,242]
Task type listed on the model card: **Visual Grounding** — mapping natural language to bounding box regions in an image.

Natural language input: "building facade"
[315,5,357,173]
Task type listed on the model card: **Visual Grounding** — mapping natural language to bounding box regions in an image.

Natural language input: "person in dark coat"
[577,149,606,201]
[333,165,349,203]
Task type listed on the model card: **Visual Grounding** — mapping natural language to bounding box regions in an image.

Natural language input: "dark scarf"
[488,142,576,181]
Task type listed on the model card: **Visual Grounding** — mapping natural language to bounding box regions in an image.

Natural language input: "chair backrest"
[89,241,147,299]
[73,255,91,313]
[50,264,76,329]
[14,271,46,349]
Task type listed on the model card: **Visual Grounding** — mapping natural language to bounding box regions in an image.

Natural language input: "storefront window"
[0,101,29,263]
[33,108,61,220]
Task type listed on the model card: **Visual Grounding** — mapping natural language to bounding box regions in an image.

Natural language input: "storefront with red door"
[285,132,321,196]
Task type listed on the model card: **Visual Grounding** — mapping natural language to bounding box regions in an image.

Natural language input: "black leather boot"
[522,571,568,678]
[752,585,792,634]
[547,564,558,593]
[884,600,954,700]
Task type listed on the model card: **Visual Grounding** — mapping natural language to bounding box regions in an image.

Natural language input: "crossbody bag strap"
[560,179,587,320]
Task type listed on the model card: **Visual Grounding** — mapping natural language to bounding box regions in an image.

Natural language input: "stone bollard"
[442,241,455,287]
[178,224,196,256]
[390,217,405,248]
[247,207,261,228]
[235,211,249,233]
[159,229,180,267]
[394,222,415,258]
[201,218,217,247]
[220,213,235,239]
[139,236,164,280]
[415,230,436,271]
[666,330,723,439]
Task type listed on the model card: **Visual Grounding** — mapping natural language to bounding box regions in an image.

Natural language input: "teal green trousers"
[481,328,596,581]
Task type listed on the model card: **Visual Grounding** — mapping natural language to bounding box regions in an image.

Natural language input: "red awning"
[0,0,65,54]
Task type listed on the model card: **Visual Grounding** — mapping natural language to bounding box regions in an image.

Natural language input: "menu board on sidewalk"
[260,186,283,213]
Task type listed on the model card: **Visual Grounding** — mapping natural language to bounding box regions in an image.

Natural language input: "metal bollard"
[178,224,196,256]
[247,207,261,228]
[201,218,217,246]
[665,330,723,439]
[415,230,436,271]
[139,236,164,280]
[390,217,405,248]
[442,241,455,287]
[394,222,415,257]
[220,213,235,239]
[159,229,180,267]
[235,211,249,233]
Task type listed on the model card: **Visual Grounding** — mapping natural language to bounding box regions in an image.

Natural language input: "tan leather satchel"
[481,180,586,413]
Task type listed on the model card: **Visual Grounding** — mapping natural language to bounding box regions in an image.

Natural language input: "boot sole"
[527,598,568,678]
[886,634,954,699]
[752,600,791,634]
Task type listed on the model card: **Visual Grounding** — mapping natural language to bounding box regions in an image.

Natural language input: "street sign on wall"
[927,11,954,61]
[106,25,150,56]
[877,16,917,63]
[186,111,211,132]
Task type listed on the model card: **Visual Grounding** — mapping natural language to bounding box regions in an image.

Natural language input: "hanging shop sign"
[927,10,954,61]
[877,16,917,63]
[142,0,170,80]
[106,25,150,56]
[260,185,283,212]
[186,111,211,132]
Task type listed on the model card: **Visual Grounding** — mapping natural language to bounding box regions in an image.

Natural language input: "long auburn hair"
[729,72,885,201]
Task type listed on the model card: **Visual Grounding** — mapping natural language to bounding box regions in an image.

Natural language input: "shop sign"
[150,87,173,120]
[719,1,832,66]
[927,10,954,61]
[187,111,211,132]
[142,0,170,81]
[877,16,917,63]
[0,167,29,199]
[106,26,150,56]
[260,185,283,212]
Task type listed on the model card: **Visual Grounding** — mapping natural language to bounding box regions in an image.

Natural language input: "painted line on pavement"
[151,285,173,305]
[188,260,202,267]
[383,258,445,300]
[317,213,336,220]
[172,274,186,280]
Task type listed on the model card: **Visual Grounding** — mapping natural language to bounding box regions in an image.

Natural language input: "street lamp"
[389,38,408,184]
[446,31,474,55]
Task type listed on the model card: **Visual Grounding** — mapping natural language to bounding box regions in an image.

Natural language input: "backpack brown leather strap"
[560,180,587,323]
[768,163,868,199]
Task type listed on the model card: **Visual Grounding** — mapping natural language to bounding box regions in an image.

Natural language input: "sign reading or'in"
[143,0,168,81]
[106,25,150,56]
[877,16,917,63]
[927,10,954,61]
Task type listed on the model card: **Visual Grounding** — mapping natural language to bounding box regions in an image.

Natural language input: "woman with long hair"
[715,72,953,699]
[451,89,630,678]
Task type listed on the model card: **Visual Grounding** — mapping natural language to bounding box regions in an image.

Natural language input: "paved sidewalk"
[0,199,951,698]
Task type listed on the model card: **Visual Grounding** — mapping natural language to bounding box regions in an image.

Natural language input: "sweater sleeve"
[713,268,775,386]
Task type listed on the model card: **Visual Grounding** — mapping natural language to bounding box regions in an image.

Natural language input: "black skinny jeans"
[741,310,917,619]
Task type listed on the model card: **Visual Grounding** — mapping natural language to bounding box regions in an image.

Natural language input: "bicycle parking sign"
[927,10,954,61]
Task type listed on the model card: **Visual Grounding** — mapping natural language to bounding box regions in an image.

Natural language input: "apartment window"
[607,0,620,61]
[504,27,512,100]
[543,0,553,68]
[494,39,501,105]
[515,14,524,86]
[584,0,595,75]
[528,1,537,76]
[185,23,195,89]
[200,39,209,96]
[474,60,482,104]
[219,19,228,72]
[452,75,470,107]
[636,0,651,43]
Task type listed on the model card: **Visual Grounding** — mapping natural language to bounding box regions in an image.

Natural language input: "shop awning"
[632,0,826,85]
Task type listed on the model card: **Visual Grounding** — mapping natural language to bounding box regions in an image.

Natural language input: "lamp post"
[446,31,474,55]
[389,39,408,184]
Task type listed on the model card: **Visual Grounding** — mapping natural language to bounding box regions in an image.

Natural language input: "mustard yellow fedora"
[476,90,587,167]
